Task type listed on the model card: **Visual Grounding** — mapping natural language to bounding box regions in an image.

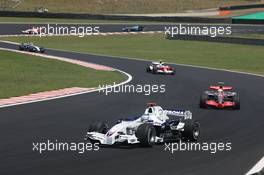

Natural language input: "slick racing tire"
[182,120,200,142]
[88,122,109,134]
[233,94,240,110]
[152,67,158,74]
[146,66,151,72]
[199,92,208,108]
[136,123,156,147]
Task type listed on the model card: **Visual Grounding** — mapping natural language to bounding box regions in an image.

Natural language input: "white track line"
[246,156,264,175]
[0,47,132,108]
[0,31,163,38]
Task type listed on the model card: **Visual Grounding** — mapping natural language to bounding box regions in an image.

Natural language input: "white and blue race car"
[122,25,145,32]
[85,103,200,147]
[19,43,45,53]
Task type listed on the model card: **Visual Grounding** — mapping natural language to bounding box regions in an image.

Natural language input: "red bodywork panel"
[209,86,233,91]
[206,100,235,108]
[159,65,173,71]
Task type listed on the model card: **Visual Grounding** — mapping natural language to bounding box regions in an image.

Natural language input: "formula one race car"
[21,27,41,35]
[146,61,175,75]
[85,103,200,147]
[19,43,45,53]
[199,83,240,110]
[122,25,145,32]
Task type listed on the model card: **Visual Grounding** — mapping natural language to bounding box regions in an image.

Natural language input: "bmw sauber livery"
[19,43,45,53]
[122,25,145,32]
[85,103,200,147]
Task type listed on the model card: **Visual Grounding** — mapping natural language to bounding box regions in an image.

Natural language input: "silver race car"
[85,103,200,147]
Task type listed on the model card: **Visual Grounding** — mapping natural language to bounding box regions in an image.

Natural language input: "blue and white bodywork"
[122,25,145,32]
[85,103,200,147]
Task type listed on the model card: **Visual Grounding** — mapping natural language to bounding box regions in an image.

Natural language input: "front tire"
[88,122,109,134]
[87,122,109,144]
[136,123,156,147]
[233,94,240,110]
[199,92,208,108]
[152,67,158,74]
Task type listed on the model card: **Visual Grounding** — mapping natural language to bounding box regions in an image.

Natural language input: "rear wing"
[210,86,232,91]
[163,110,192,120]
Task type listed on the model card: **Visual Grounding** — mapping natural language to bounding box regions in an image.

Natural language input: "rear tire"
[182,120,200,142]
[136,123,156,147]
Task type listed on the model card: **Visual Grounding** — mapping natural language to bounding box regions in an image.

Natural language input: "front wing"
[85,132,163,145]
[85,132,140,145]
[206,100,235,108]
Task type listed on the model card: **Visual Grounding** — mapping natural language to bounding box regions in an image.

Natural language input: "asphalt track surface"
[0,28,264,175]
[0,23,264,35]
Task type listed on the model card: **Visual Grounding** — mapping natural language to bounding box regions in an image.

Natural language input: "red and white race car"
[21,27,42,35]
[146,61,174,75]
[199,83,240,110]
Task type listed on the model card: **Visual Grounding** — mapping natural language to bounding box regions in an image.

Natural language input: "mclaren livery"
[200,83,240,109]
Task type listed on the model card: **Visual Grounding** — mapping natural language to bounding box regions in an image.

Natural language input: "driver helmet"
[218,88,224,94]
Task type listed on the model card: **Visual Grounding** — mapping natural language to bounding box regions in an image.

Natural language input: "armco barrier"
[166,34,264,46]
[220,3,264,10]
[0,11,231,23]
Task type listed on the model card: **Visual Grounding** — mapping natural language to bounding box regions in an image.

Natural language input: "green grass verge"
[0,17,164,24]
[232,34,264,40]
[0,50,125,99]
[1,34,264,75]
[12,0,258,14]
